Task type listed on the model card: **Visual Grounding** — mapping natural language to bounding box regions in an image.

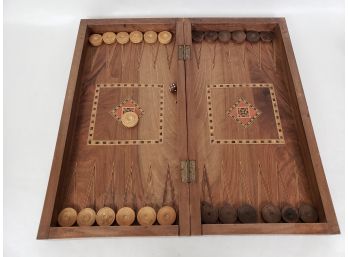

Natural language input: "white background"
[4,0,345,256]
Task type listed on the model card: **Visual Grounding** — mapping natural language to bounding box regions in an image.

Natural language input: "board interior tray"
[38,18,339,239]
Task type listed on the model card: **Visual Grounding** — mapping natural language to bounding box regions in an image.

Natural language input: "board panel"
[184,18,338,234]
[38,19,190,239]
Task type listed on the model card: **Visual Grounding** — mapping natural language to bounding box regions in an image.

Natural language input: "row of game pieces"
[57,205,176,227]
[201,202,319,224]
[192,30,274,43]
[89,31,173,46]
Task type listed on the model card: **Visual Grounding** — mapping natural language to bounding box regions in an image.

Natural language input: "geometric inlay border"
[206,83,285,144]
[87,83,164,145]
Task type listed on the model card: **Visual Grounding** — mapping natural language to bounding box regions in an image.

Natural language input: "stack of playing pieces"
[77,208,96,226]
[201,201,218,224]
[58,207,77,227]
[116,207,136,226]
[96,207,115,226]
[89,30,172,46]
[137,206,157,226]
[157,206,176,225]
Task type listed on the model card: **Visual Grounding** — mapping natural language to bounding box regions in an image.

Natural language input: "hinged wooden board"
[38,18,339,239]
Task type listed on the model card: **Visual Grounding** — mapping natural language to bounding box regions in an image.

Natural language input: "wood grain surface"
[38,18,339,239]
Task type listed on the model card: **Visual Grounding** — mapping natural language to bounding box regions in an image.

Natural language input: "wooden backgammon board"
[37,18,339,239]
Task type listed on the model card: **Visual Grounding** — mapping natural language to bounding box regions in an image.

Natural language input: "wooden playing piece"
[102,32,116,44]
[158,31,172,45]
[192,31,204,43]
[116,32,130,44]
[121,111,139,128]
[260,31,274,42]
[237,204,257,223]
[281,205,299,223]
[218,204,237,224]
[201,201,218,224]
[204,31,218,42]
[299,204,318,223]
[96,207,115,226]
[137,206,157,226]
[129,31,143,44]
[218,31,231,43]
[246,31,260,43]
[88,34,103,46]
[261,204,281,223]
[116,207,136,226]
[144,31,158,44]
[157,206,176,225]
[58,207,77,227]
[77,208,96,226]
[231,30,246,43]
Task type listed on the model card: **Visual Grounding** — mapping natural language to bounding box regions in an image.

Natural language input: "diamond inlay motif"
[110,98,144,121]
[227,97,261,128]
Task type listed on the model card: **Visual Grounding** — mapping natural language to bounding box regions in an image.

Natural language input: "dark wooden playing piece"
[237,204,257,223]
[261,204,281,223]
[201,201,218,224]
[218,204,237,224]
[281,205,299,223]
[299,204,318,223]
[246,31,260,43]
[260,31,274,42]
[204,31,218,42]
[192,31,204,43]
[231,30,246,43]
[218,31,231,43]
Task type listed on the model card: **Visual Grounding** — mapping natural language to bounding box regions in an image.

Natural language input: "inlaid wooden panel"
[184,19,335,235]
[206,83,285,144]
[43,19,190,238]
[88,83,164,145]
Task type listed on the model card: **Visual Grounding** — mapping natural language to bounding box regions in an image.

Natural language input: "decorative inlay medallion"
[206,83,285,144]
[110,98,144,122]
[227,97,261,128]
[87,83,164,145]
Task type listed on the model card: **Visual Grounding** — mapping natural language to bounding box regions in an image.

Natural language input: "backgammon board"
[37,18,339,239]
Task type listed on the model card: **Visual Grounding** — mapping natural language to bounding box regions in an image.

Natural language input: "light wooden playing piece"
[58,207,77,227]
[116,32,130,44]
[121,112,139,128]
[88,34,103,46]
[96,207,115,226]
[102,32,116,44]
[137,206,156,226]
[144,31,158,44]
[116,207,136,226]
[77,208,96,226]
[130,31,143,44]
[157,206,176,225]
[158,31,172,45]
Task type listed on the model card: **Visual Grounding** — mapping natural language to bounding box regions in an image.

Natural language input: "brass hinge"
[181,160,196,183]
[178,45,191,60]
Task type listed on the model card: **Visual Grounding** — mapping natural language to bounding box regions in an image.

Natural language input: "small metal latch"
[181,160,195,183]
[178,45,191,60]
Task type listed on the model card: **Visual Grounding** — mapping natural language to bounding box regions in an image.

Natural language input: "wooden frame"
[38,18,339,239]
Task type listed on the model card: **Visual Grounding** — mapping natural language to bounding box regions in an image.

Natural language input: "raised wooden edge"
[188,17,283,31]
[202,223,339,235]
[47,225,179,239]
[83,18,179,33]
[175,19,191,236]
[37,20,89,239]
[277,18,339,234]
